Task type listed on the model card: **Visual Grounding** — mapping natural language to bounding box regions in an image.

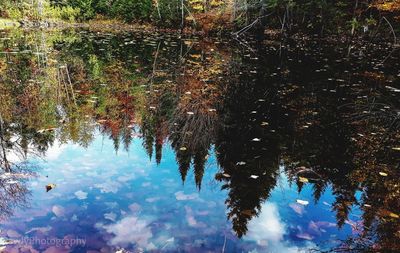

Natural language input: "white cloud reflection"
[245,202,317,252]
[99,216,153,249]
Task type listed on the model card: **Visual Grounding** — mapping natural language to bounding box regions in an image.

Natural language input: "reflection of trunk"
[0,113,11,172]
[57,65,77,105]
[154,0,161,20]
[181,0,185,31]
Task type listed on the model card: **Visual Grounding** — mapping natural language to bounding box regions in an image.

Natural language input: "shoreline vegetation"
[0,1,399,42]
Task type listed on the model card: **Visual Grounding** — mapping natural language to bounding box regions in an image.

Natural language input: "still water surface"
[0,29,399,252]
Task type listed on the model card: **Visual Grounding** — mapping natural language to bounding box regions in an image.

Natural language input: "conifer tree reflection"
[214,52,283,237]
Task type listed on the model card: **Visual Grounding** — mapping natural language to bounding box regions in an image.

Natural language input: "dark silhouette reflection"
[169,82,217,189]
[215,98,281,237]
[211,39,400,250]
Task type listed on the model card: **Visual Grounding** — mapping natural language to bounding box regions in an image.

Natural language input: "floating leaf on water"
[379,209,400,219]
[364,204,372,208]
[252,138,261,142]
[46,184,56,192]
[250,175,259,179]
[179,147,187,151]
[222,173,231,178]
[261,122,269,126]
[298,177,309,183]
[236,161,246,165]
[187,112,194,115]
[392,147,400,151]
[208,108,217,112]
[379,172,388,177]
[296,199,309,206]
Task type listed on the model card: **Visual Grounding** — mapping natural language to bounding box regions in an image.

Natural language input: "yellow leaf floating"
[46,184,56,192]
[190,54,201,59]
[380,209,400,219]
[379,172,388,177]
[179,147,187,151]
[299,177,309,183]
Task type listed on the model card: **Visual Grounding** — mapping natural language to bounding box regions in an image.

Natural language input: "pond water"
[0,29,399,253]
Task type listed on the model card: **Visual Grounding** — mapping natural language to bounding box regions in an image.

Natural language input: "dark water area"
[0,29,399,253]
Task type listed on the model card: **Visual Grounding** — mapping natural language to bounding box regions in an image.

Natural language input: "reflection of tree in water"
[275,43,400,251]
[169,76,218,190]
[0,33,54,221]
[214,51,284,237]
[282,83,358,227]
[0,116,37,221]
[215,41,400,250]
[0,171,31,221]
[141,88,175,163]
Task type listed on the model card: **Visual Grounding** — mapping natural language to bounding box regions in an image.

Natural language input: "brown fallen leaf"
[46,184,56,192]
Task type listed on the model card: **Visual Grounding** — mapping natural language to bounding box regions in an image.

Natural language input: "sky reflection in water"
[0,133,353,252]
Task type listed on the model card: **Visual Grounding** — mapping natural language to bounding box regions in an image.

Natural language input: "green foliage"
[0,0,398,34]
[44,4,81,21]
[6,7,24,20]
[109,0,153,22]
[88,54,102,80]
[67,0,95,20]
[153,0,182,26]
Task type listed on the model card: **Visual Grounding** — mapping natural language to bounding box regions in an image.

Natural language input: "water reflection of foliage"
[214,39,400,250]
[0,29,399,251]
